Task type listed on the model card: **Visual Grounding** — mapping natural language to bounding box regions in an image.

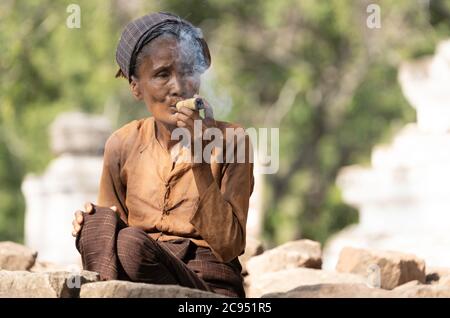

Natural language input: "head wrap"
[115,12,211,81]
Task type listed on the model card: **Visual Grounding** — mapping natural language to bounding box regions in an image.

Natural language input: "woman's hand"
[175,95,217,163]
[176,95,216,141]
[71,202,117,237]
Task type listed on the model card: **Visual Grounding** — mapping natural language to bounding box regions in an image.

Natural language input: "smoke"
[177,26,209,76]
[199,68,233,118]
[177,26,233,118]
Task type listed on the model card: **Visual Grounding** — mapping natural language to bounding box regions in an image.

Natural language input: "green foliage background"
[1,0,449,246]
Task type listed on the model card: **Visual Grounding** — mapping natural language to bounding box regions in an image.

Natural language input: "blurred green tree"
[0,0,150,241]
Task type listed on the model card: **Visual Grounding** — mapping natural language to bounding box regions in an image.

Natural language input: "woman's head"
[115,12,211,127]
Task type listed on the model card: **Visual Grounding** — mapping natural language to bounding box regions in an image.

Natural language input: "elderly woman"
[71,12,254,298]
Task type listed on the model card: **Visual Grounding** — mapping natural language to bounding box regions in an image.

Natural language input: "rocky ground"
[1,239,450,298]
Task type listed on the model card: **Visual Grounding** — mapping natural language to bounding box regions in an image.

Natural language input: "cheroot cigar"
[176,98,204,111]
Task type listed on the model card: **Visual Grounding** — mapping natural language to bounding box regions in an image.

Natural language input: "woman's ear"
[130,76,142,100]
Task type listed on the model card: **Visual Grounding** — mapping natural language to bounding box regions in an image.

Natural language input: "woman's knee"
[75,207,123,280]
[76,207,120,254]
[84,206,118,225]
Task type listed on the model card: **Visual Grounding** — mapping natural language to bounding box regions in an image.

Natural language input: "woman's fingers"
[72,209,85,237]
[84,202,94,214]
[75,210,83,224]
[177,106,194,117]
[72,203,98,238]
[176,115,195,132]
[72,217,82,237]
[177,107,201,124]
[176,112,194,125]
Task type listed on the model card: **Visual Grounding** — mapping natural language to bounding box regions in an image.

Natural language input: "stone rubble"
[80,281,225,298]
[0,240,449,298]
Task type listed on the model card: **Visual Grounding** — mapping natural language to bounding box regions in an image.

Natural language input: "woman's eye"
[156,71,169,78]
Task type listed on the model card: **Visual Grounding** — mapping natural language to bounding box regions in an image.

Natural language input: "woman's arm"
[97,133,129,224]
[189,132,254,263]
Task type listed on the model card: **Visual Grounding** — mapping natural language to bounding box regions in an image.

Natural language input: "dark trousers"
[75,206,244,297]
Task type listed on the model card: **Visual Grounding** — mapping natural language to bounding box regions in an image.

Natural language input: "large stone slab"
[336,247,426,290]
[245,268,367,298]
[262,283,395,298]
[80,281,226,298]
[0,241,37,271]
[246,240,322,277]
[0,270,99,298]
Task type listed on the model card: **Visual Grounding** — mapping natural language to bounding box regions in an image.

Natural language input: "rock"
[336,247,426,290]
[262,283,395,298]
[245,267,367,298]
[246,240,322,277]
[80,281,226,298]
[239,237,264,275]
[263,281,450,298]
[438,275,450,287]
[390,280,450,297]
[29,260,78,273]
[393,280,422,292]
[0,270,99,298]
[0,241,37,271]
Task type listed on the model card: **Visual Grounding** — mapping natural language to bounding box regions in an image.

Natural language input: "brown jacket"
[97,117,254,263]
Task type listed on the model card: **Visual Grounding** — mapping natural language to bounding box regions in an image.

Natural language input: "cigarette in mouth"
[175,98,204,111]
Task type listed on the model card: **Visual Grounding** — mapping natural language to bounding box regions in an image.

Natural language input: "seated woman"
[71,12,254,298]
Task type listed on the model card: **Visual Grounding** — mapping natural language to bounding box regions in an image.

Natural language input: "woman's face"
[131,35,201,127]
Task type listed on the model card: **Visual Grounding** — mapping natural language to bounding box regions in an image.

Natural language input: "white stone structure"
[22,112,112,266]
[323,39,450,269]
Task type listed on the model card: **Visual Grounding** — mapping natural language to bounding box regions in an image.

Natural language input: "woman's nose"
[169,74,185,97]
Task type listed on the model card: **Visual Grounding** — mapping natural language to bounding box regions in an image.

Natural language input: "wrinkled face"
[130,35,201,127]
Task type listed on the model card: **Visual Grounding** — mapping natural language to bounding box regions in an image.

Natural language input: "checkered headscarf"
[115,12,211,81]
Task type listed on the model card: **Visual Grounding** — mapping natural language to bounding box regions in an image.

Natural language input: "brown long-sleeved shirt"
[97,116,254,263]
